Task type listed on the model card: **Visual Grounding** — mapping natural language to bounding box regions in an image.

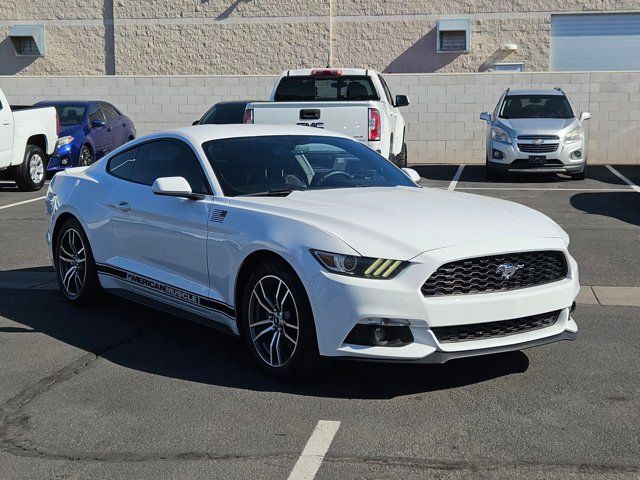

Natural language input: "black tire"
[78,144,94,166]
[394,143,408,168]
[485,159,502,180]
[13,145,47,191]
[570,166,586,180]
[54,218,99,305]
[240,259,319,379]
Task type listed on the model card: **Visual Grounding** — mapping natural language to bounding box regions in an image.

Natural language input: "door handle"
[1,121,10,125]
[122,123,126,127]
[115,201,130,212]
[107,127,113,132]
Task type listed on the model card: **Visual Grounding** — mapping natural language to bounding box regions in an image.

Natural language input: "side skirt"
[96,263,239,336]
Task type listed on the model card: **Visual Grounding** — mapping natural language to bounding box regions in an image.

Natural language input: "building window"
[8,24,46,56]
[436,19,471,53]
[14,37,39,55]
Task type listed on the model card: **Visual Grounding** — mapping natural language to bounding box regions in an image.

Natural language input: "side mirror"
[395,95,409,108]
[91,119,106,128]
[151,176,204,200]
[402,168,421,183]
[579,111,591,122]
[480,112,492,123]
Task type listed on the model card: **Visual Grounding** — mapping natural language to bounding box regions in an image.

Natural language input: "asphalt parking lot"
[1,166,639,480]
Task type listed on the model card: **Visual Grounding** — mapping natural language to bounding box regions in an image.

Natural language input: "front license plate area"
[528,155,546,165]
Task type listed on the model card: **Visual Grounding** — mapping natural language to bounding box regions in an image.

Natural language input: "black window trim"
[378,74,394,105]
[106,137,213,196]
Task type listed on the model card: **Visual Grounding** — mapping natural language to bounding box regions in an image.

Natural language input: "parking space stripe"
[448,165,464,191]
[0,196,46,211]
[287,420,341,480]
[606,165,640,193]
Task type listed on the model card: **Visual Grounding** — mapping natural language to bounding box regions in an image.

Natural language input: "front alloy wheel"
[241,260,318,378]
[79,145,94,166]
[248,275,300,368]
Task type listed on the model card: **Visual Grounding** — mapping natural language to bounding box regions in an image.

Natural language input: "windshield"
[499,95,574,119]
[274,76,379,101]
[201,103,246,124]
[52,105,87,126]
[202,135,416,196]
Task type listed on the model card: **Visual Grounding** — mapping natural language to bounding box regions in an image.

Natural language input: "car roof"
[135,124,355,146]
[212,100,257,106]
[36,100,98,105]
[506,89,565,96]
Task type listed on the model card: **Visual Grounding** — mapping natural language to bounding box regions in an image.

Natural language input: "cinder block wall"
[1,71,638,165]
[2,1,639,75]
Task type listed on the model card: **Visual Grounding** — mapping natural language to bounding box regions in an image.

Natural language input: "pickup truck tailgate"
[251,102,370,141]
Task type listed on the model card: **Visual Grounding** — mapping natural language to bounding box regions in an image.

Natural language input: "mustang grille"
[518,143,559,153]
[431,310,561,343]
[421,251,568,297]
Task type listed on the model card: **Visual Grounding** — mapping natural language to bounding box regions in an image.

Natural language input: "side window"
[101,103,120,123]
[131,139,210,195]
[107,147,138,181]
[378,75,394,105]
[88,104,106,124]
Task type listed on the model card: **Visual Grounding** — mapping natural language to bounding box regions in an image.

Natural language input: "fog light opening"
[344,324,414,348]
[571,150,582,159]
[492,149,504,160]
[61,158,68,165]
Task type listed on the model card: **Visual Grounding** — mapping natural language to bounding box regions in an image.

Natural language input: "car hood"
[231,187,565,259]
[58,124,86,139]
[497,118,577,135]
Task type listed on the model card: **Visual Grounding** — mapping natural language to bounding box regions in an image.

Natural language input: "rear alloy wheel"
[13,145,46,191]
[241,260,318,378]
[78,144,94,166]
[55,218,99,304]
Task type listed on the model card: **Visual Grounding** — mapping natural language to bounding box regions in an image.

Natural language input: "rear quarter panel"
[11,106,58,163]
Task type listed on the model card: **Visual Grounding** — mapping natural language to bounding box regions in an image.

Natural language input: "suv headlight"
[564,127,583,144]
[311,250,408,279]
[491,126,512,144]
[55,136,74,148]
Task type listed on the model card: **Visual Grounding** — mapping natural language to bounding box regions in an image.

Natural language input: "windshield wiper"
[240,188,297,197]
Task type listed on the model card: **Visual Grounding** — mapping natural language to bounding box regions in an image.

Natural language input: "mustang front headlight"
[491,126,512,144]
[55,136,74,149]
[564,127,583,144]
[311,250,408,279]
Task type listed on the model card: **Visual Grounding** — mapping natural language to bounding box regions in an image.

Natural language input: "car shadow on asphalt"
[570,191,640,227]
[0,288,529,400]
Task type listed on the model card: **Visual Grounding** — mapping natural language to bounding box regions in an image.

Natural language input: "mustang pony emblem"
[496,262,525,280]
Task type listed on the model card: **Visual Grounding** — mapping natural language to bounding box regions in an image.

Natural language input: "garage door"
[551,14,640,71]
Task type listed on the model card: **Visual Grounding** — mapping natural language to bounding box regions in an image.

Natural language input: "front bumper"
[47,144,79,172]
[488,139,585,174]
[299,238,579,363]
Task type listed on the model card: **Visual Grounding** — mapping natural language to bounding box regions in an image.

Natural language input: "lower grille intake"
[431,310,561,343]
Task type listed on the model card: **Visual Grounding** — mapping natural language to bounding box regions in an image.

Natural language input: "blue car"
[35,101,136,173]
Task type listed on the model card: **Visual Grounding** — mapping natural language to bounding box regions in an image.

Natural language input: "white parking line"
[448,165,464,191]
[287,420,341,480]
[606,165,640,193]
[0,196,46,211]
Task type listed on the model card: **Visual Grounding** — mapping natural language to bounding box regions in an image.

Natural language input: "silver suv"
[480,88,591,180]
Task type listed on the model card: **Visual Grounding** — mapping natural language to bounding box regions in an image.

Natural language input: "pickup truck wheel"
[394,143,408,168]
[14,145,47,191]
[78,144,94,166]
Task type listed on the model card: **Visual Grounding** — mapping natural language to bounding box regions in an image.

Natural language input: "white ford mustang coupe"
[45,125,579,377]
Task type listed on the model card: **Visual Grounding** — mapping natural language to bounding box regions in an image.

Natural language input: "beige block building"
[1,1,639,75]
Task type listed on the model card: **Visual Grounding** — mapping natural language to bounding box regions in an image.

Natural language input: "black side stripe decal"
[96,264,235,318]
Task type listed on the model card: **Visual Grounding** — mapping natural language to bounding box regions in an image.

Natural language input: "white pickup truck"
[244,68,410,167]
[0,87,58,191]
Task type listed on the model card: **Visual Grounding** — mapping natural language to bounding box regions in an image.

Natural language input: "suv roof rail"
[554,87,564,94]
